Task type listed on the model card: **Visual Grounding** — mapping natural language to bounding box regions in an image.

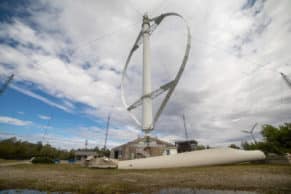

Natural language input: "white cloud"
[0,116,32,126]
[38,114,51,120]
[0,0,290,148]
[10,85,73,113]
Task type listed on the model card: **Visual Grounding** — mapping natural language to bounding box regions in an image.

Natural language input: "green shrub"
[31,156,54,164]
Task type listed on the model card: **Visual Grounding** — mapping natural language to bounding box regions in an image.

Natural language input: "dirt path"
[0,160,30,167]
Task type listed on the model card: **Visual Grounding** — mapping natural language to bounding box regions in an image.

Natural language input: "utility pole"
[103,113,111,150]
[142,13,153,133]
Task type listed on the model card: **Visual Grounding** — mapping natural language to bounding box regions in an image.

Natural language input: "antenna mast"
[85,139,88,150]
[103,113,111,150]
[182,114,189,140]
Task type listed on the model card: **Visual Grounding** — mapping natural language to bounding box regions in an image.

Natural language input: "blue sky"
[0,0,290,149]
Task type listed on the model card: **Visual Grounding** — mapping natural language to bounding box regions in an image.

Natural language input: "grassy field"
[0,159,19,164]
[0,163,290,193]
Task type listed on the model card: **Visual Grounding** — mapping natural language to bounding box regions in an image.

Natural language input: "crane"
[0,74,14,95]
[241,123,258,144]
[280,72,291,89]
[103,113,111,150]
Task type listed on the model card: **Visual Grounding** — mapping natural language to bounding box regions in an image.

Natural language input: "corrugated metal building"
[175,140,198,153]
[110,136,176,160]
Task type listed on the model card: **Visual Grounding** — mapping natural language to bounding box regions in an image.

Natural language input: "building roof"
[175,139,198,144]
[111,136,174,150]
[74,151,98,156]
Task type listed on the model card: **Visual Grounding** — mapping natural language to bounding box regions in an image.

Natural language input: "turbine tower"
[241,123,258,144]
[121,12,191,134]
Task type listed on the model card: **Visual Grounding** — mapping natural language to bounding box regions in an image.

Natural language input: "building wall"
[111,137,175,160]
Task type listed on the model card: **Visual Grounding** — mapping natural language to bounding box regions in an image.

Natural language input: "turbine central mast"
[142,13,153,133]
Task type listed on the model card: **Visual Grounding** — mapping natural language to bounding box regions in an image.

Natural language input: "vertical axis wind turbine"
[121,13,191,134]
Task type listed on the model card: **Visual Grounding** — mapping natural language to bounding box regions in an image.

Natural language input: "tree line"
[230,123,291,155]
[0,137,74,160]
[0,137,111,160]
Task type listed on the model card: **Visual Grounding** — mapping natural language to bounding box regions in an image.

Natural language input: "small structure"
[110,136,175,160]
[74,151,98,161]
[175,140,198,153]
[86,157,118,169]
[162,147,177,155]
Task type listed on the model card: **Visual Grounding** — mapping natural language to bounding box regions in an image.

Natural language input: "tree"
[0,137,75,160]
[229,144,240,149]
[242,123,291,154]
[196,145,206,150]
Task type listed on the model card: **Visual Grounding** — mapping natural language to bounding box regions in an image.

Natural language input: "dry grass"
[0,163,290,193]
[0,159,19,164]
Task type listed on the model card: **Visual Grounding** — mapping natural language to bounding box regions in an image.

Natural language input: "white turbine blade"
[241,130,250,133]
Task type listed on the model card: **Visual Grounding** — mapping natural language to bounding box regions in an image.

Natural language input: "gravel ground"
[0,163,290,194]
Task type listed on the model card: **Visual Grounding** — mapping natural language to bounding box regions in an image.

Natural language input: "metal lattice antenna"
[103,113,111,150]
[42,113,53,144]
[121,12,191,134]
[85,139,88,150]
[182,114,189,140]
[0,74,14,95]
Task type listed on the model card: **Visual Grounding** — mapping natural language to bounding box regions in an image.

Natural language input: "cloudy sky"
[0,0,290,150]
